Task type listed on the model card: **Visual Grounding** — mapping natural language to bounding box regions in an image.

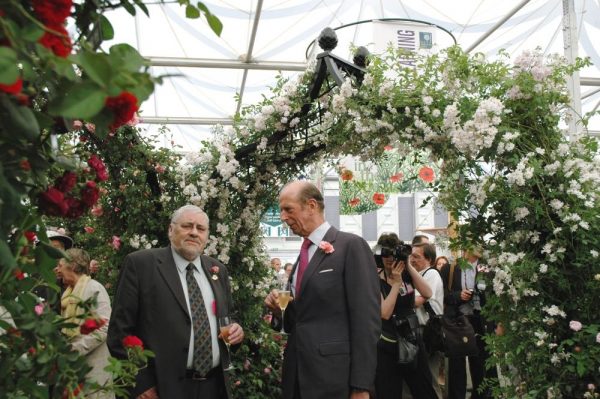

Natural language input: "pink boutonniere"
[319,241,335,254]
[210,265,219,280]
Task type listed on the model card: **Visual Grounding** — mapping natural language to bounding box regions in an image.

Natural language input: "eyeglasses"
[173,222,207,232]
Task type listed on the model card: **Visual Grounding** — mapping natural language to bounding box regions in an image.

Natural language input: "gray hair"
[170,205,209,224]
[64,248,91,275]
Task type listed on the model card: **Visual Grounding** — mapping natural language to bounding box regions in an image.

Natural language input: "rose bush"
[0,0,219,397]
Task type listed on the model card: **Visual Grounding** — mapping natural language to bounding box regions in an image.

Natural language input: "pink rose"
[34,303,44,316]
[243,359,251,370]
[234,380,241,386]
[154,164,166,173]
[596,332,600,343]
[89,259,99,274]
[318,241,335,254]
[111,235,121,250]
[84,226,95,234]
[85,122,96,133]
[72,120,83,130]
[569,320,582,331]
[263,367,271,374]
[91,205,103,217]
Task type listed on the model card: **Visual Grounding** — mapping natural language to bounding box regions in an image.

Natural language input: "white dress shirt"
[291,221,331,296]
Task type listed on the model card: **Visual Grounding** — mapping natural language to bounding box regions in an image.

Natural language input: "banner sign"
[372,21,436,65]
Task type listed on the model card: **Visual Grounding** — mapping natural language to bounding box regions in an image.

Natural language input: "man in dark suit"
[265,181,380,399]
[440,250,489,399]
[107,205,244,399]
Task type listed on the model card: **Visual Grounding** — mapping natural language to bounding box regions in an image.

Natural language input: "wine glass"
[218,316,234,371]
[276,288,291,334]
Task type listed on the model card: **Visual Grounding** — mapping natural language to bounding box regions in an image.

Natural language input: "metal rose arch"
[182,25,600,398]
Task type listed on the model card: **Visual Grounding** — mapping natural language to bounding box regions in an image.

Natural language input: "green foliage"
[0,0,221,397]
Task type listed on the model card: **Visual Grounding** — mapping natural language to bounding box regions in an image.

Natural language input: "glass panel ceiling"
[102,0,600,151]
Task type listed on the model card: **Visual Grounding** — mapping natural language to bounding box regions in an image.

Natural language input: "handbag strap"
[448,261,456,291]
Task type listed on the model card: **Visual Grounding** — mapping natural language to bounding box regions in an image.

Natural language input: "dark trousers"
[447,313,491,399]
[182,368,226,399]
[375,340,438,399]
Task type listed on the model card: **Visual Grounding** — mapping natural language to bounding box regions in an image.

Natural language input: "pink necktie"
[296,238,312,294]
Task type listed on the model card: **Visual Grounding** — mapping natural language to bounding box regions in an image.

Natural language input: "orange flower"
[418,166,435,183]
[348,198,360,207]
[340,169,353,181]
[372,193,386,205]
[389,172,404,183]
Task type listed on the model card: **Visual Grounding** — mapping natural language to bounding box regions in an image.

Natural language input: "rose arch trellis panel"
[183,27,600,398]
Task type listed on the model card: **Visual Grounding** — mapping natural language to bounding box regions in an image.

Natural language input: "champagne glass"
[277,289,291,334]
[218,316,234,371]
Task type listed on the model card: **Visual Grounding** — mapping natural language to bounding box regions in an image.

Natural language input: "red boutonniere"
[210,265,219,280]
[319,241,335,254]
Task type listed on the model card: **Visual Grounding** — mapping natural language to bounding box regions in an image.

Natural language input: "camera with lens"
[373,242,412,269]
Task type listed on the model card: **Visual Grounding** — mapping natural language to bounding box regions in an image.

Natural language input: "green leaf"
[99,15,115,41]
[0,47,19,85]
[48,82,106,119]
[108,44,147,72]
[37,241,66,260]
[186,5,200,18]
[21,24,44,42]
[0,94,40,141]
[52,57,78,80]
[71,52,111,87]
[0,240,17,269]
[205,13,223,36]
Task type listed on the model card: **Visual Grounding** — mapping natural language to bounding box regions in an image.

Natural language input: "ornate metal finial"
[318,27,338,51]
[353,46,370,68]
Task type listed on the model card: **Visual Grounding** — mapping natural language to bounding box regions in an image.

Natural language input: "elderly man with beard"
[108,205,244,399]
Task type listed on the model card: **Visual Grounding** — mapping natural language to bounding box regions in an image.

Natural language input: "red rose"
[81,181,99,206]
[80,318,106,335]
[19,159,31,171]
[39,187,69,216]
[24,231,37,242]
[63,197,85,218]
[372,192,386,205]
[39,24,72,58]
[389,172,403,183]
[348,198,360,207]
[62,383,83,399]
[14,269,26,280]
[340,169,353,181]
[105,92,139,131]
[87,155,108,182]
[122,335,144,350]
[0,77,22,95]
[56,171,77,193]
[418,166,435,183]
[32,0,72,25]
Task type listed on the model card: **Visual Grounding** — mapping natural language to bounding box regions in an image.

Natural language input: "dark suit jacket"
[107,246,234,398]
[281,226,380,399]
[440,261,486,320]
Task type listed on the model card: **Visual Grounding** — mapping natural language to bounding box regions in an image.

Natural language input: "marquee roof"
[105,0,600,150]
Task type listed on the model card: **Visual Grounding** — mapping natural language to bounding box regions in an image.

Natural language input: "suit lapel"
[299,227,338,296]
[156,247,190,317]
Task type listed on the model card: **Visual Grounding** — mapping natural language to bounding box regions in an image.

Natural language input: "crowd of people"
[44,180,494,399]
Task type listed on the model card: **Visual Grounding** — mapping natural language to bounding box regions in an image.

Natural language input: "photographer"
[374,233,438,399]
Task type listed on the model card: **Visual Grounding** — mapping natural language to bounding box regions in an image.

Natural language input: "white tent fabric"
[104,0,600,151]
